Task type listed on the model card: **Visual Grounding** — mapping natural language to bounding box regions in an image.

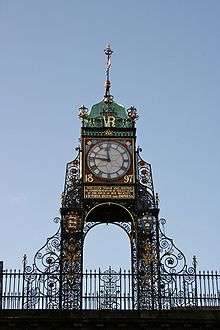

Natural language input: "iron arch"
[84,202,135,239]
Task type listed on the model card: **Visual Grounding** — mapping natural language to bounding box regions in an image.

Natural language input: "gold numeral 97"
[124,175,133,183]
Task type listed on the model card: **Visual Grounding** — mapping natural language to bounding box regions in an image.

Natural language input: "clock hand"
[106,143,111,162]
[95,156,109,161]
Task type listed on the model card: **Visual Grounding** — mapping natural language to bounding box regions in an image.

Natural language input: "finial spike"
[104,44,113,102]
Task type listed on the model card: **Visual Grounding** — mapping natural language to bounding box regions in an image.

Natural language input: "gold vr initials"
[103,115,116,127]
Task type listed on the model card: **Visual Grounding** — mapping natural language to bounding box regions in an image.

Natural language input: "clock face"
[87,141,131,180]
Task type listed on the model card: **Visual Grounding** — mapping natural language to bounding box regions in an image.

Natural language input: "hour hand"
[95,156,109,161]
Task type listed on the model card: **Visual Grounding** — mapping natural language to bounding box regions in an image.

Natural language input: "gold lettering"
[103,115,116,127]
[84,185,135,199]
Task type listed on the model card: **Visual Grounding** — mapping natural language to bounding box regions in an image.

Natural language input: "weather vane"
[104,44,113,102]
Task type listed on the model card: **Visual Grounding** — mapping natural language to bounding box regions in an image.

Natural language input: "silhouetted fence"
[0,265,219,310]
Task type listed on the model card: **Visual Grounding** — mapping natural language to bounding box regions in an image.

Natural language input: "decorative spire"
[104,44,114,102]
[127,106,139,124]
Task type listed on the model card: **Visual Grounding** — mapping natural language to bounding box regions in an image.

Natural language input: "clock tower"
[60,45,160,309]
[1,44,219,321]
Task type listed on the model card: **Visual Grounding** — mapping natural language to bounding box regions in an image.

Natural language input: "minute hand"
[106,143,111,161]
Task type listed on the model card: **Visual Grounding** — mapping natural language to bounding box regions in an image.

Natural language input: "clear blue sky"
[0,1,220,271]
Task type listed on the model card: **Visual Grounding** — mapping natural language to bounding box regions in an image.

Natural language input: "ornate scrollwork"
[24,272,60,309]
[24,217,61,275]
[22,218,61,309]
[62,152,82,209]
[83,220,133,241]
[62,238,81,264]
[159,218,191,275]
[19,141,199,311]
[60,209,83,309]
[59,150,84,309]
[99,268,121,309]
[136,153,156,213]
[137,155,154,195]
[136,212,159,309]
[160,237,186,274]
[159,218,197,308]
[83,221,97,236]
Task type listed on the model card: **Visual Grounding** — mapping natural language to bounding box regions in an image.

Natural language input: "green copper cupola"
[79,45,138,135]
[83,100,133,129]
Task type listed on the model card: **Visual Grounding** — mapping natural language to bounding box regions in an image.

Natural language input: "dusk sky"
[1,1,220,271]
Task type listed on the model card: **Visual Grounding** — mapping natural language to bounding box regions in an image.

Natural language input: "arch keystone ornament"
[14,45,216,312]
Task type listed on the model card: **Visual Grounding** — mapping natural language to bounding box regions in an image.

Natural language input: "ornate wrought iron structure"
[1,217,220,310]
[6,143,204,311]
[1,46,219,312]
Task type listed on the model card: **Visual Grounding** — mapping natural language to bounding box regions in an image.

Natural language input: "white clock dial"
[87,141,131,180]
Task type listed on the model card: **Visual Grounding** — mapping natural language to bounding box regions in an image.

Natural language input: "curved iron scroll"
[136,152,156,213]
[159,218,195,275]
[23,217,61,309]
[159,218,197,308]
[99,267,121,309]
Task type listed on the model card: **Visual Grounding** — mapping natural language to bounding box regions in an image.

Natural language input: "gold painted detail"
[84,185,135,199]
[63,211,81,233]
[63,238,80,262]
[124,174,134,183]
[85,173,94,183]
[104,129,113,136]
[142,243,156,264]
[103,115,116,127]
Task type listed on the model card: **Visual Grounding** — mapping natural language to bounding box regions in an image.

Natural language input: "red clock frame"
[83,137,135,185]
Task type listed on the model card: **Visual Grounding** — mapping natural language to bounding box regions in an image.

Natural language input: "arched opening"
[85,202,134,223]
[82,203,134,309]
[83,202,134,271]
[83,223,131,271]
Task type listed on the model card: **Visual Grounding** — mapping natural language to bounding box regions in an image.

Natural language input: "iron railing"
[0,266,219,310]
[82,268,133,310]
[160,271,220,309]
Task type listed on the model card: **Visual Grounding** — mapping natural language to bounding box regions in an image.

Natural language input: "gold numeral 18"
[85,173,94,183]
